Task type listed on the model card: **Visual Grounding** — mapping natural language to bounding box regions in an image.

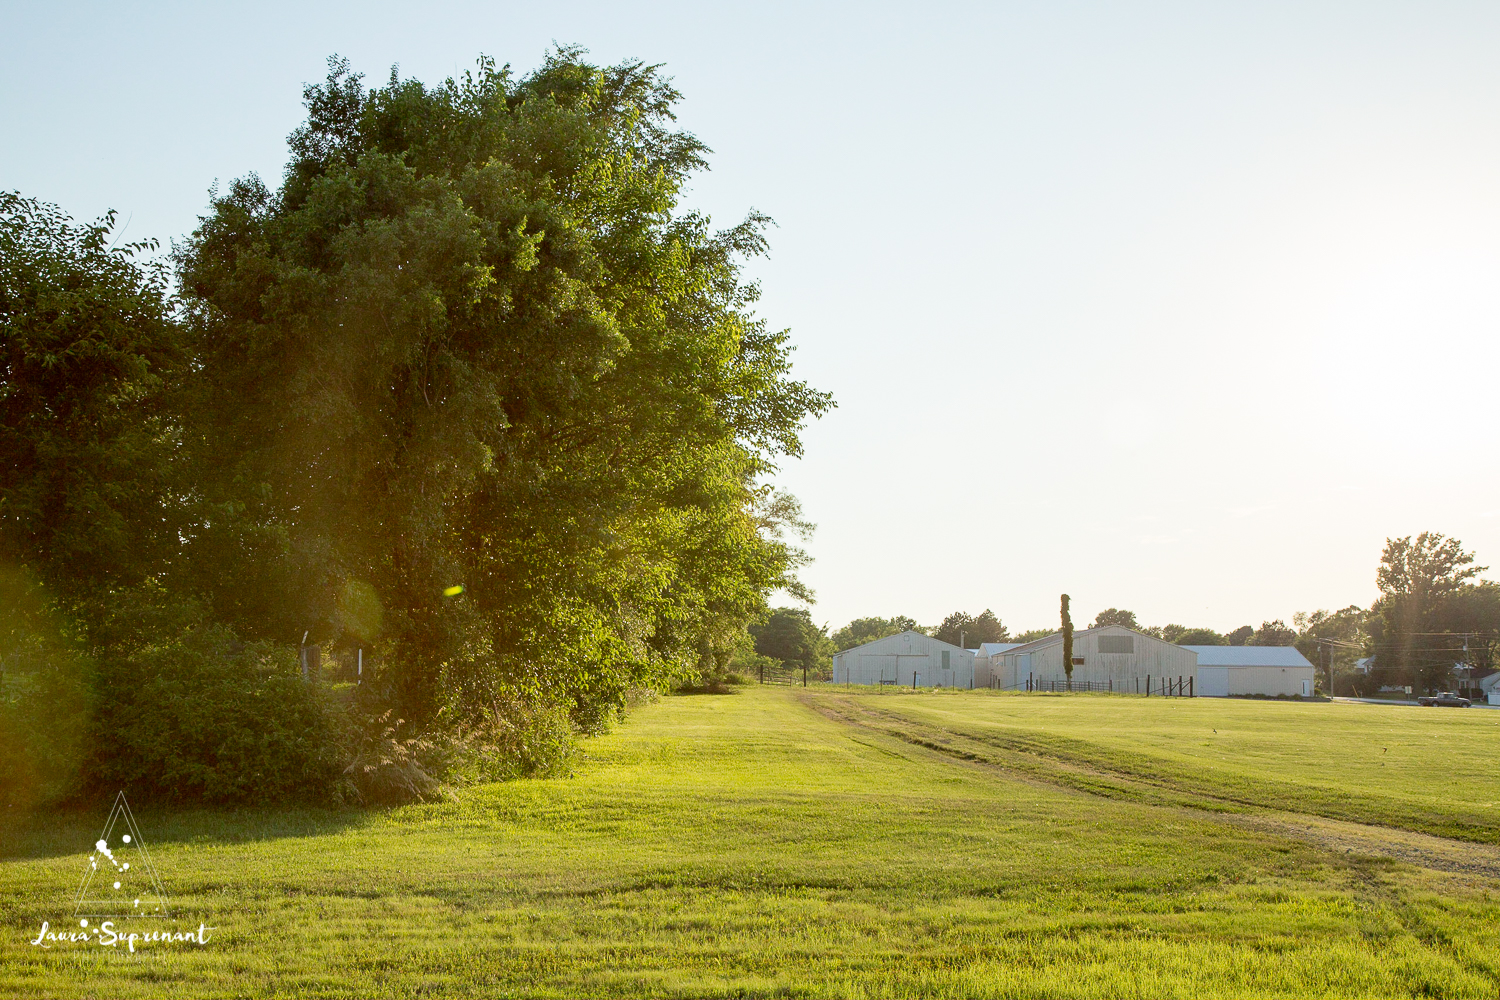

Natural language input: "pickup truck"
[1417,691,1471,707]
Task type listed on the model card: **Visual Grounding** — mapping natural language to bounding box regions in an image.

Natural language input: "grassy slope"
[0,686,1493,998]
[839,689,1500,841]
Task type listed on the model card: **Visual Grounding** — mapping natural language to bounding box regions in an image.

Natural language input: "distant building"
[988,625,1197,692]
[978,625,1316,697]
[972,642,1021,686]
[1182,645,1317,698]
[832,631,976,687]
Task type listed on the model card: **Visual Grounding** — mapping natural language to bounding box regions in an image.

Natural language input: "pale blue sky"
[6,1,1500,634]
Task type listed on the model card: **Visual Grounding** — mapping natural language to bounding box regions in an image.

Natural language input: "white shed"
[1183,646,1316,698]
[973,642,1021,688]
[832,631,976,688]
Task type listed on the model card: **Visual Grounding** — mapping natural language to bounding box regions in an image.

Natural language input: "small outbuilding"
[972,642,1021,687]
[1182,645,1315,698]
[832,631,976,688]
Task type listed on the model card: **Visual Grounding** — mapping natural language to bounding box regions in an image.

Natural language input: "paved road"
[1333,695,1496,709]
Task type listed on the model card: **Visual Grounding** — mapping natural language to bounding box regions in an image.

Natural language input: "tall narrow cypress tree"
[1061,594,1074,690]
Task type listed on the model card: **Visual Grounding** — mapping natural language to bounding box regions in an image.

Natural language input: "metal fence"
[1011,675,1195,696]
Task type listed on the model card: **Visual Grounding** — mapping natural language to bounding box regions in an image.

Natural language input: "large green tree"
[749,606,825,675]
[1249,619,1298,646]
[0,194,183,597]
[1293,606,1367,693]
[830,615,920,650]
[1092,608,1138,630]
[1372,533,1486,692]
[174,52,831,726]
[932,609,1008,647]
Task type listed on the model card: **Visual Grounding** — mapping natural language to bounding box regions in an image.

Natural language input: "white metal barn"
[1182,646,1316,698]
[989,625,1198,692]
[972,642,1021,687]
[832,631,976,687]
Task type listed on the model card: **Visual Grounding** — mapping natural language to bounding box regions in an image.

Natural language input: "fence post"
[1189,676,1194,697]
[1109,678,1112,693]
[1146,675,1151,697]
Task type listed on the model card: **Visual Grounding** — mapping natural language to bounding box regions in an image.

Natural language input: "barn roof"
[1183,645,1313,667]
[999,624,1141,655]
[833,629,972,657]
[976,642,1022,656]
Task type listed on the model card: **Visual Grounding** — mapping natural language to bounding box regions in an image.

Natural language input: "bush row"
[0,626,589,811]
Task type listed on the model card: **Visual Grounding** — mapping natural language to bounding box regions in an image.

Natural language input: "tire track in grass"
[804,692,1500,884]
[823,693,1500,844]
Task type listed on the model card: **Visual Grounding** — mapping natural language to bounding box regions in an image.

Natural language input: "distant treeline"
[0,51,831,808]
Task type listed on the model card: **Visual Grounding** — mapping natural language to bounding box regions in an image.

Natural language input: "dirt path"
[1225,811,1500,883]
[804,691,1500,883]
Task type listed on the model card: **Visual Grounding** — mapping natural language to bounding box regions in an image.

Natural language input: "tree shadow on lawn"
[0,802,375,861]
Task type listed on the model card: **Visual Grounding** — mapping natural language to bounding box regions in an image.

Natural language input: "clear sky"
[6,1,1500,635]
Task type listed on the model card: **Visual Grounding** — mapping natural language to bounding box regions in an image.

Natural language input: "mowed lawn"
[836,689,1500,842]
[0,687,1496,998]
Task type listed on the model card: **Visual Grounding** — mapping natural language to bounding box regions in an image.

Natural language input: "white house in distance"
[832,631,977,687]
[973,625,1315,698]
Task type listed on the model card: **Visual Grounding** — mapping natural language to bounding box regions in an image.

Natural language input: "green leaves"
[175,50,833,724]
[0,192,184,592]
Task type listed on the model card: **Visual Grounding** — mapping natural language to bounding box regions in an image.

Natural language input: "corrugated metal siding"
[994,626,1198,690]
[833,631,975,687]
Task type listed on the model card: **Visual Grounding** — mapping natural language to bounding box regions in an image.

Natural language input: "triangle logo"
[74,791,170,918]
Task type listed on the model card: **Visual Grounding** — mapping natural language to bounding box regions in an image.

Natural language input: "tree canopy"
[170,52,833,724]
[1372,533,1493,691]
[932,609,1008,647]
[830,615,920,651]
[749,607,825,672]
[0,194,183,597]
[0,50,833,806]
[1092,608,1139,630]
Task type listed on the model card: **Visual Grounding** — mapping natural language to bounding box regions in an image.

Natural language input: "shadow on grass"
[0,801,374,861]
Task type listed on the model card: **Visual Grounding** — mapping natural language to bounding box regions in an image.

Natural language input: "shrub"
[447,698,577,786]
[84,627,342,804]
[0,654,90,810]
[0,566,91,810]
[336,710,446,806]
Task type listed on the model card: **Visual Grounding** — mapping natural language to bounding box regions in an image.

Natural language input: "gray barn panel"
[1197,666,1229,697]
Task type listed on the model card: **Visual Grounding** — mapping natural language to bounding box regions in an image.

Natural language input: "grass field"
[830,688,1500,842]
[2,686,1499,997]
